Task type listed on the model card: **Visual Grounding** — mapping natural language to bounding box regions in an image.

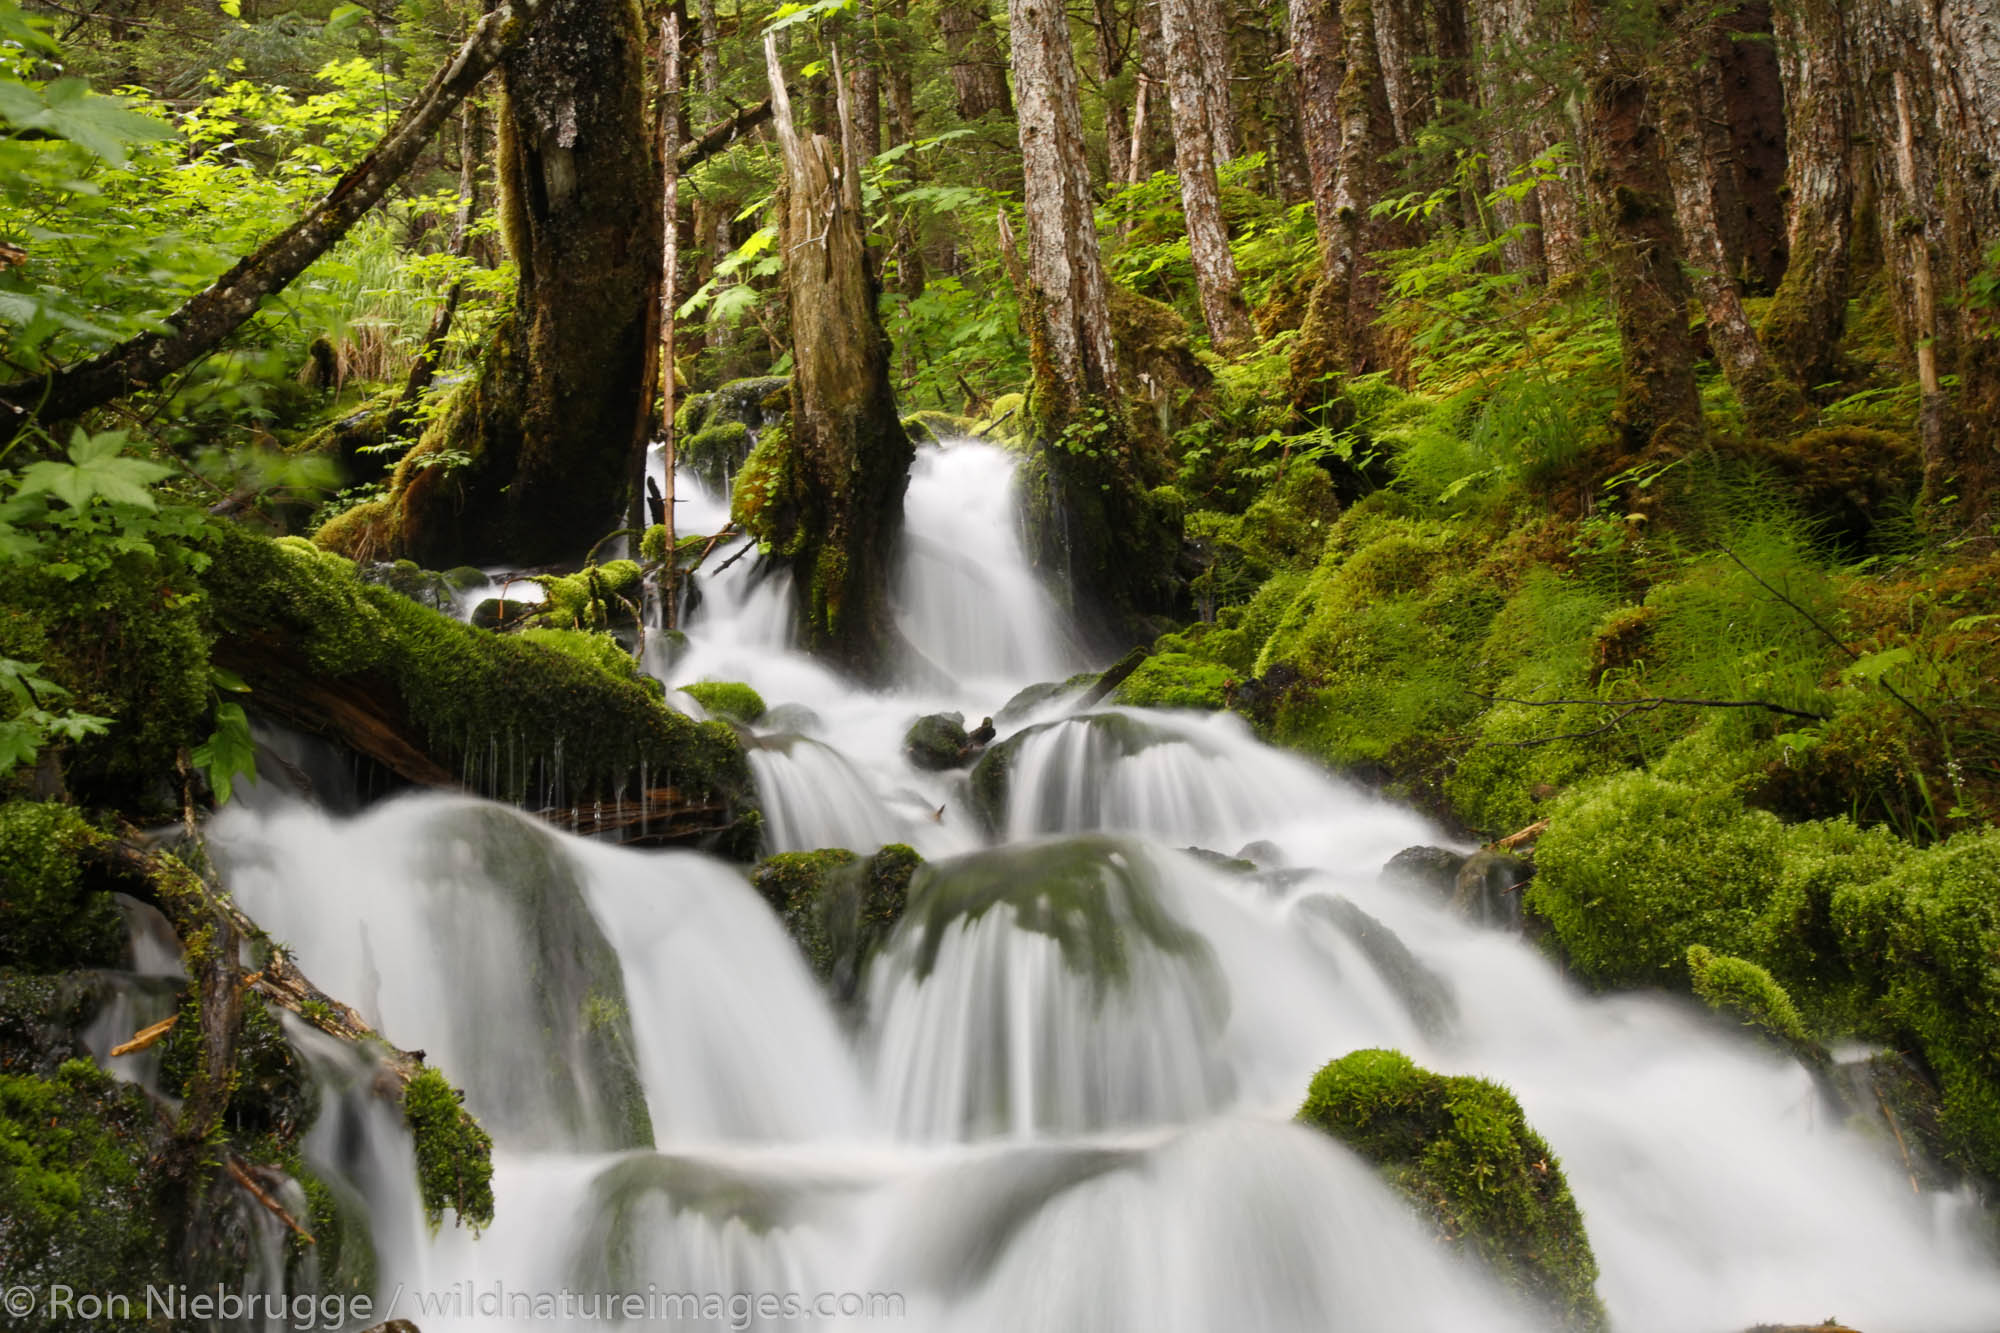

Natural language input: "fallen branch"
[1490,818,1549,851]
[678,96,777,175]
[0,0,543,440]
[109,1014,179,1057]
[1475,692,1830,722]
[225,1157,317,1244]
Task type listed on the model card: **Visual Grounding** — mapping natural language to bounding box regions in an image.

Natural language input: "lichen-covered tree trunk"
[1188,0,1238,163]
[756,35,913,678]
[1162,0,1255,351]
[1290,0,1406,402]
[1008,0,1180,639]
[367,0,662,566]
[1573,0,1702,452]
[938,0,1013,118]
[1761,0,1853,386]
[1656,6,1803,432]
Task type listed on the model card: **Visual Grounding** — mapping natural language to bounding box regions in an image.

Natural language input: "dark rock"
[470,597,540,631]
[1452,850,1532,929]
[751,845,922,1004]
[1829,1051,1963,1194]
[1182,847,1258,874]
[1298,896,1457,1038]
[968,715,996,746]
[905,712,973,771]
[1382,845,1466,899]
[1236,840,1285,867]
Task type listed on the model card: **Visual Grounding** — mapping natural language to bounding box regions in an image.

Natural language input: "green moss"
[1297,1049,1606,1332]
[1685,946,1816,1057]
[1529,774,1790,986]
[1114,652,1237,710]
[0,1059,173,1309]
[682,420,752,492]
[679,680,767,724]
[901,410,976,444]
[904,712,972,770]
[517,628,647,685]
[0,803,123,972]
[750,844,921,1002]
[1832,827,2000,1178]
[402,1067,495,1231]
[729,425,794,550]
[533,560,642,630]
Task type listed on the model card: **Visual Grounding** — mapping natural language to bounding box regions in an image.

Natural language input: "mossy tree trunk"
[1761,0,1854,388]
[1161,0,1254,351]
[1655,3,1804,434]
[1007,0,1181,642]
[1290,0,1408,405]
[758,33,914,679]
[385,0,661,566]
[1573,0,1703,453]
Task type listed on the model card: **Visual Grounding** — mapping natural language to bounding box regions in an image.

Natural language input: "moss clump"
[0,1059,173,1309]
[403,1067,496,1231]
[751,845,921,1002]
[1528,774,1786,986]
[0,803,123,973]
[679,680,766,724]
[901,410,976,444]
[517,628,647,685]
[532,560,642,630]
[729,425,793,550]
[1685,945,1816,1057]
[682,420,752,492]
[1832,827,2000,1179]
[1114,652,1236,710]
[1298,1049,1606,1332]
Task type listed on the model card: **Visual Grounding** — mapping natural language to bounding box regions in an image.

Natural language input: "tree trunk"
[1091,0,1134,182]
[1656,6,1804,431]
[939,0,1013,118]
[1189,0,1237,162]
[1289,0,1343,241]
[0,1,533,441]
[1290,0,1404,401]
[852,0,883,160]
[754,34,913,678]
[1470,0,1547,279]
[1161,0,1255,350]
[1760,0,1853,387]
[1707,0,1788,293]
[1008,0,1180,639]
[1573,0,1703,453]
[377,0,662,566]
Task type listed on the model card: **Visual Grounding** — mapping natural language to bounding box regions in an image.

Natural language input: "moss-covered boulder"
[750,844,922,1003]
[1298,1049,1606,1332]
[904,712,972,770]
[679,680,767,725]
[0,1059,175,1316]
[1832,826,2000,1180]
[681,420,752,492]
[1685,945,1818,1062]
[901,410,977,445]
[0,803,125,973]
[530,560,643,631]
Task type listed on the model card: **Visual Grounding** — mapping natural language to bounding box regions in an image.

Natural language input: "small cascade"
[894,443,1070,687]
[746,737,912,855]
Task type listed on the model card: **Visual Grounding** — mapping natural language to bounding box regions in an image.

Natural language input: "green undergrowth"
[1297,1049,1606,1331]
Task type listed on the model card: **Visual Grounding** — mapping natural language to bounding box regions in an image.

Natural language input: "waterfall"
[212,439,2000,1332]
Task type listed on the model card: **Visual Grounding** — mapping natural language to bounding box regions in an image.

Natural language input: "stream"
[177,442,2000,1330]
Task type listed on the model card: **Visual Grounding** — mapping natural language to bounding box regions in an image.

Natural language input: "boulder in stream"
[1381,845,1466,899]
[1451,849,1532,929]
[752,844,922,1004]
[1298,1048,1608,1333]
[904,711,974,770]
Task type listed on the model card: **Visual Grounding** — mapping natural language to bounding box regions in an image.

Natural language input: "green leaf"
[15,429,172,510]
[325,3,369,34]
[1840,646,1915,686]
[1,79,173,168]
[191,700,258,804]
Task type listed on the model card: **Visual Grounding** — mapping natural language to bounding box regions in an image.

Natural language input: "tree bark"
[1289,0,1343,241]
[1760,0,1853,387]
[938,0,1013,118]
[0,1,536,441]
[852,0,883,160]
[756,34,913,678]
[1707,0,1788,293]
[1656,5,1803,431]
[1573,0,1703,452]
[1162,0,1255,350]
[1188,0,1237,162]
[1008,0,1180,637]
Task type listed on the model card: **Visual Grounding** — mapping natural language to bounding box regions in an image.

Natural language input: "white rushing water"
[212,441,2000,1332]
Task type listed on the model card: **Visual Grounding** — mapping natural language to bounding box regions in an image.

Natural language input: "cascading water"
[212,439,2000,1331]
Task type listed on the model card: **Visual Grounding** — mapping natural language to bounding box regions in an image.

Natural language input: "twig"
[972,407,1018,439]
[110,1015,178,1057]
[225,1157,317,1244]
[711,538,757,575]
[1491,818,1549,851]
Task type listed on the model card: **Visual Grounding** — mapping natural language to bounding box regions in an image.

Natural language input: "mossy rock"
[0,803,125,973]
[1298,1049,1606,1331]
[679,680,767,724]
[517,628,649,686]
[751,844,922,1003]
[681,420,753,492]
[1832,826,2000,1180]
[965,714,1171,835]
[996,670,1100,723]
[677,375,790,442]
[1113,652,1237,710]
[904,712,972,770]
[901,410,977,445]
[531,560,643,631]
[0,1059,175,1312]
[1685,945,1818,1061]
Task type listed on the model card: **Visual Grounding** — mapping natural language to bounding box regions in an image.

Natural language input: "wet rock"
[1236,840,1285,867]
[761,701,822,734]
[1744,1324,1863,1333]
[1829,1051,1962,1193]
[905,711,973,771]
[752,845,922,1003]
[1451,850,1532,929]
[470,597,540,630]
[1297,896,1457,1039]
[1182,847,1258,874]
[1381,845,1466,899]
